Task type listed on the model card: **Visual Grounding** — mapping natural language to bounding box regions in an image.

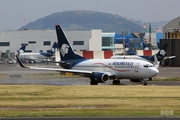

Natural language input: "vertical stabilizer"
[48,42,58,54]
[155,42,168,61]
[17,44,27,53]
[55,25,85,61]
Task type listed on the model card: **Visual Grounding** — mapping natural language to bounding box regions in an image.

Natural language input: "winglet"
[15,55,27,68]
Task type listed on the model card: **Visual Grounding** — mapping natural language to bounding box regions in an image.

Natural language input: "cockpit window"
[143,64,153,68]
[144,65,148,68]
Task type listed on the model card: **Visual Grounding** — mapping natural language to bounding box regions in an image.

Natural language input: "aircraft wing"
[16,55,113,76]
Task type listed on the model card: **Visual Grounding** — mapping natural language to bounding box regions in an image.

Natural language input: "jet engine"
[90,73,109,83]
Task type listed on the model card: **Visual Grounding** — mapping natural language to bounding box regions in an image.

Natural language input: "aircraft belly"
[116,72,138,79]
[114,68,148,79]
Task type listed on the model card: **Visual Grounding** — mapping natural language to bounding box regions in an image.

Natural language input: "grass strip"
[0,85,179,117]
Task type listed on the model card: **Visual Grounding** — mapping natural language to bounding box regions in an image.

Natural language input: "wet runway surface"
[0,64,180,86]
[1,77,180,86]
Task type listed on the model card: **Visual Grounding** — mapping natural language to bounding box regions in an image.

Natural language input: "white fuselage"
[111,55,148,61]
[69,59,159,79]
[19,53,48,60]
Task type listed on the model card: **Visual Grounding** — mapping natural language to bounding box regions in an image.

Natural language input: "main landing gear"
[112,78,121,85]
[130,79,148,85]
[90,80,98,85]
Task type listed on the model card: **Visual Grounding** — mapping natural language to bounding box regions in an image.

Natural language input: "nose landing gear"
[140,79,148,85]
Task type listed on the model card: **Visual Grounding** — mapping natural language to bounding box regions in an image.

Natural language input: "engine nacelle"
[90,73,109,83]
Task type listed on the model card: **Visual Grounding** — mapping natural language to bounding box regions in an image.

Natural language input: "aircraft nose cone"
[151,68,159,76]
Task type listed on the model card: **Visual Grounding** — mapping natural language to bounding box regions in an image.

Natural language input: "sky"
[0,0,180,31]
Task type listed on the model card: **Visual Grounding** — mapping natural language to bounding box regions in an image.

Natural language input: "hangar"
[161,16,180,66]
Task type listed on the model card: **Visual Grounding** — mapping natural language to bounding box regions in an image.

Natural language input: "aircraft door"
[135,63,139,72]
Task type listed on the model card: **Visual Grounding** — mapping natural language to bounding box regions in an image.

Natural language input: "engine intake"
[91,73,109,83]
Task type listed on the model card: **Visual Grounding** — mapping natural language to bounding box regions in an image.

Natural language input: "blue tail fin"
[17,44,27,53]
[52,42,59,50]
[55,24,85,61]
[47,42,58,54]
[155,42,168,61]
[141,42,168,62]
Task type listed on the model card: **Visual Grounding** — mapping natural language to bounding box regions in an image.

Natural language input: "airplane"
[16,24,159,85]
[18,42,58,63]
[110,42,176,67]
[17,44,28,54]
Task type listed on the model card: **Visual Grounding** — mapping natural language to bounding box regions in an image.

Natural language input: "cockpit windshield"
[143,64,153,68]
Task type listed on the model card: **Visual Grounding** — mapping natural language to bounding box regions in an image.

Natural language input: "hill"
[19,10,148,32]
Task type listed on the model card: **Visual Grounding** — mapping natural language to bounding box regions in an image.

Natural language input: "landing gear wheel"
[112,80,121,85]
[149,78,152,81]
[140,79,148,86]
[143,82,147,86]
[90,80,98,85]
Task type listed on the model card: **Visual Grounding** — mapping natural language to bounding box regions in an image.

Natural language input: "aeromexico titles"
[16,24,159,85]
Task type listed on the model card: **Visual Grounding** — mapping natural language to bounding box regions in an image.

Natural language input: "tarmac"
[0,63,180,86]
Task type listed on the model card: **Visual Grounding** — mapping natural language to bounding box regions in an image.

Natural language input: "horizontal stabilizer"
[164,56,176,60]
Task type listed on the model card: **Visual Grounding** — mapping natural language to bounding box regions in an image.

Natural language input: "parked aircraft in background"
[16,24,159,85]
[18,42,58,63]
[111,42,176,67]
[17,44,28,54]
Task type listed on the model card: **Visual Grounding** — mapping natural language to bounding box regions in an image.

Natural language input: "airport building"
[0,29,103,60]
[0,29,102,52]
[1,16,180,66]
[161,16,180,66]
[0,28,160,62]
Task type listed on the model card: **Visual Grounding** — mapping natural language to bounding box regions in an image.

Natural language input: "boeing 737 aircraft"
[16,24,159,85]
[18,42,58,63]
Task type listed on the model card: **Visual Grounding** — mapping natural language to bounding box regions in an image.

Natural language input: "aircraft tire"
[143,82,147,85]
[149,78,152,81]
[90,80,98,85]
[112,80,121,85]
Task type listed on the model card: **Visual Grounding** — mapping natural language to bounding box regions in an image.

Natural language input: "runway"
[1,77,180,86]
[0,64,180,86]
